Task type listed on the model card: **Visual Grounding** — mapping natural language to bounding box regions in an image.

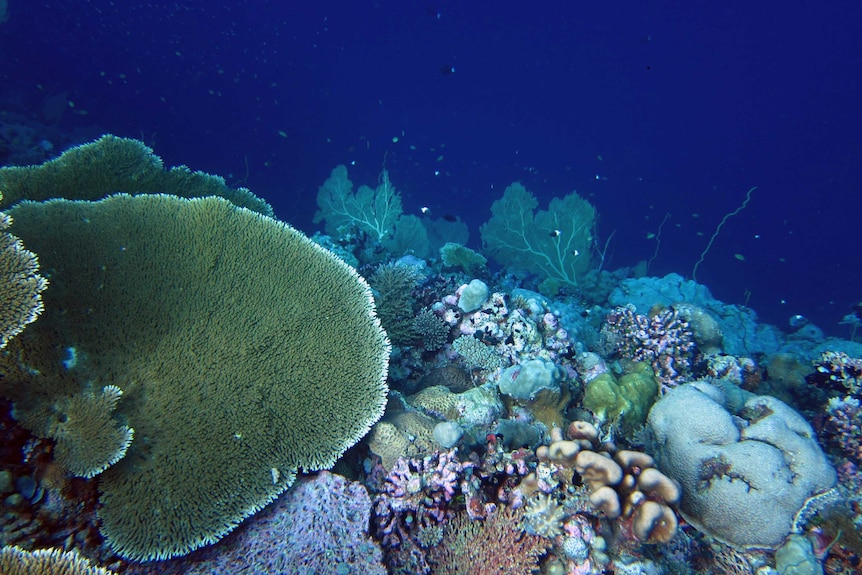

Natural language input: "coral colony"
[1,141,862,575]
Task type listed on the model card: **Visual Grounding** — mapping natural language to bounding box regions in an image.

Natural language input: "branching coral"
[601,304,696,388]
[425,506,551,575]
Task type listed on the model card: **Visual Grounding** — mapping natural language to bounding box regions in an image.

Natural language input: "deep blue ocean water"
[1,0,860,334]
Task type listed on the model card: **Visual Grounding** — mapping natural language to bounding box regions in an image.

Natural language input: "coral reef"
[47,386,133,479]
[314,164,403,242]
[0,546,112,575]
[601,304,696,388]
[480,182,596,290]
[439,242,487,275]
[808,351,862,395]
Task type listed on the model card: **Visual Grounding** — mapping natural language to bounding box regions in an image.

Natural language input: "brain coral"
[0,193,390,560]
[647,382,836,548]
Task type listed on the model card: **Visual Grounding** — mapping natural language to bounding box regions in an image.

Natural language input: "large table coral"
[0,193,390,561]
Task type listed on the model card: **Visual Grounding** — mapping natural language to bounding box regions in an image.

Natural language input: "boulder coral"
[0,193,390,561]
[647,382,836,548]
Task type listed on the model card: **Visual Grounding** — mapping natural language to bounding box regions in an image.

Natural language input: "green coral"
[452,335,505,370]
[480,182,595,289]
[411,309,450,351]
[1,193,390,561]
[385,214,431,258]
[440,242,487,275]
[0,134,273,216]
[0,197,47,350]
[583,362,658,432]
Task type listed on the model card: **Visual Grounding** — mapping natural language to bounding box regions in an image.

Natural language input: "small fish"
[420,206,431,215]
[442,214,458,222]
[572,249,580,256]
[550,229,562,237]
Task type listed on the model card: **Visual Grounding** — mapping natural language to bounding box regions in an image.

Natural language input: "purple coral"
[601,305,696,388]
[126,472,384,575]
[824,396,862,466]
[371,449,469,548]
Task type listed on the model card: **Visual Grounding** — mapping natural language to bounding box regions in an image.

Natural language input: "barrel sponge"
[0,205,47,349]
[0,546,113,575]
[0,134,273,216]
[2,194,390,561]
[647,383,836,548]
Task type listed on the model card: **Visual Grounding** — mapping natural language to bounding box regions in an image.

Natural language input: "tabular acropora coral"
[0,197,47,350]
[0,134,273,216]
[0,546,112,575]
[0,192,390,561]
[125,472,386,575]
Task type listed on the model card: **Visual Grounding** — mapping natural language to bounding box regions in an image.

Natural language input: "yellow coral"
[367,421,411,470]
[408,385,460,420]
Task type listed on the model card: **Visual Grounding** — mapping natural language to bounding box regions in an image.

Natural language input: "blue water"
[2,0,860,333]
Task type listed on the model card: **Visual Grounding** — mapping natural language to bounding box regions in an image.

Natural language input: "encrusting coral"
[0,192,390,561]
